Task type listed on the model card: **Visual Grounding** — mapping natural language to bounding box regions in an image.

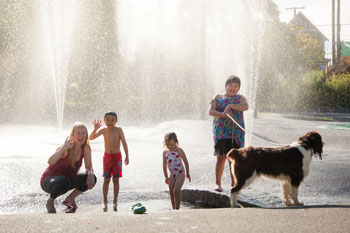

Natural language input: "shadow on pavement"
[264,204,350,209]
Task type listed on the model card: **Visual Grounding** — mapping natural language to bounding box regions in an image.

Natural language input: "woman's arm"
[178,148,191,182]
[83,145,96,190]
[48,136,76,165]
[225,95,249,112]
[209,94,228,118]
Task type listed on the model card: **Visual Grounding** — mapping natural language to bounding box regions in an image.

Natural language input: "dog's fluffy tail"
[226,148,240,162]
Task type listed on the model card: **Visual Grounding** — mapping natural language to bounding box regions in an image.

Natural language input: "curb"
[181,189,260,208]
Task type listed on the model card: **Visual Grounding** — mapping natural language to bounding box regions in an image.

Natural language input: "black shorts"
[214,139,240,156]
[41,174,97,199]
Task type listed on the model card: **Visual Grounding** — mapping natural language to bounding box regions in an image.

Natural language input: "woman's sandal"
[113,203,117,212]
[63,200,77,213]
[65,207,77,213]
[62,200,73,209]
[215,186,223,192]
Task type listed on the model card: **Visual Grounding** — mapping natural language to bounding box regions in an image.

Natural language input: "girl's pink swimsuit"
[165,148,184,178]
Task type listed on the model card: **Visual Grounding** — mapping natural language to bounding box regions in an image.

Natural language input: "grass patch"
[283,114,334,121]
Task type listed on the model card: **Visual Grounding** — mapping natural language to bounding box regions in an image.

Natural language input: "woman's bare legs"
[64,189,82,213]
[215,155,226,191]
[46,197,56,213]
[65,189,82,208]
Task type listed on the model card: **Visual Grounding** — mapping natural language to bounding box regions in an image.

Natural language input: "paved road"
[0,206,349,233]
[0,112,349,213]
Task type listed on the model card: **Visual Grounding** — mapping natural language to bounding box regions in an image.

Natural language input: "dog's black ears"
[299,131,323,159]
[303,131,321,143]
[310,131,324,158]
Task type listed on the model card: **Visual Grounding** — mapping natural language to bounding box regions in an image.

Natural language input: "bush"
[326,74,350,109]
[257,71,350,112]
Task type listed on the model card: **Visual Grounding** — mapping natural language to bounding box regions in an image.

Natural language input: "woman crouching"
[40,122,96,213]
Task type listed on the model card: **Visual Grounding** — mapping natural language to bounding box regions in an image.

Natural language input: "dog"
[227,131,323,208]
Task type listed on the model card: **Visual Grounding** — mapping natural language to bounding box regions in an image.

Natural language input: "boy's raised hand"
[93,119,102,130]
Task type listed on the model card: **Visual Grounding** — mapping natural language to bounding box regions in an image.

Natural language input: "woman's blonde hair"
[68,122,90,168]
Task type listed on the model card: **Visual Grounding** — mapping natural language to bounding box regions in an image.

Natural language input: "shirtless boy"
[89,112,129,212]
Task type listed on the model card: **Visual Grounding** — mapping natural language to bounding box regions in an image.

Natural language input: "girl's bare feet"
[46,198,56,213]
[113,202,117,212]
[103,203,108,212]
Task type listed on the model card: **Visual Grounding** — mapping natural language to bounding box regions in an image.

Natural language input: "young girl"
[162,132,191,210]
[209,75,248,192]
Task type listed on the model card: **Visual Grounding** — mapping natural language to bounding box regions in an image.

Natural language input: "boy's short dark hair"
[225,75,241,87]
[104,111,118,120]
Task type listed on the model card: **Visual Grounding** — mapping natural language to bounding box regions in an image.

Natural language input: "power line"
[315,24,350,27]
[285,6,305,17]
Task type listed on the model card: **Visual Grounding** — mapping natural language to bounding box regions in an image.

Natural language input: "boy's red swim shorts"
[103,152,122,178]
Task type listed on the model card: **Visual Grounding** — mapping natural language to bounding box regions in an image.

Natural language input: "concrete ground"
[0,206,349,233]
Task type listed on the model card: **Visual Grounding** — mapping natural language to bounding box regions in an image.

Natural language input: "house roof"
[289,12,328,41]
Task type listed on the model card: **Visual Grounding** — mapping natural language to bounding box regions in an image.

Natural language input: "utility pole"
[332,0,341,65]
[285,6,305,17]
[336,0,341,64]
[332,0,336,65]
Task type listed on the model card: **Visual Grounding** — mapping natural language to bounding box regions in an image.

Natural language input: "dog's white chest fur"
[291,141,313,177]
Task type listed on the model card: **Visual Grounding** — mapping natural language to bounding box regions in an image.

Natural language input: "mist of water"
[38,0,78,131]
[1,0,265,135]
[1,1,350,214]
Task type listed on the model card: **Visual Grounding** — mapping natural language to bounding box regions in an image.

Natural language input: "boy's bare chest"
[104,130,120,141]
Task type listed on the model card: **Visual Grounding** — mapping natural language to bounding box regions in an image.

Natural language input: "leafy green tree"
[257,0,326,112]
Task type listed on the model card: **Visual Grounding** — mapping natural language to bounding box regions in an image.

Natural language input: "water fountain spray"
[39,0,78,131]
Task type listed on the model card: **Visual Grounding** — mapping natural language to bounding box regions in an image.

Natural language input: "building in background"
[289,12,330,71]
[341,42,350,64]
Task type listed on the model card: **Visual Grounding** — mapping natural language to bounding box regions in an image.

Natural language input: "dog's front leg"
[291,186,304,206]
[229,192,241,208]
[281,182,293,206]
[229,185,243,208]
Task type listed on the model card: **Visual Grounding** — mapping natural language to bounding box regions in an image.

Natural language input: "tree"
[256,1,325,112]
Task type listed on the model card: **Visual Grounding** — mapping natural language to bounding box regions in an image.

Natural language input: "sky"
[273,0,350,57]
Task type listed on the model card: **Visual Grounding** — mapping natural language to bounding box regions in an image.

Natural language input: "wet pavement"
[0,112,349,213]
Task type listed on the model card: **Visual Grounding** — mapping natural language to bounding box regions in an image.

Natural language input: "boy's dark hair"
[104,111,118,120]
[225,75,241,88]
